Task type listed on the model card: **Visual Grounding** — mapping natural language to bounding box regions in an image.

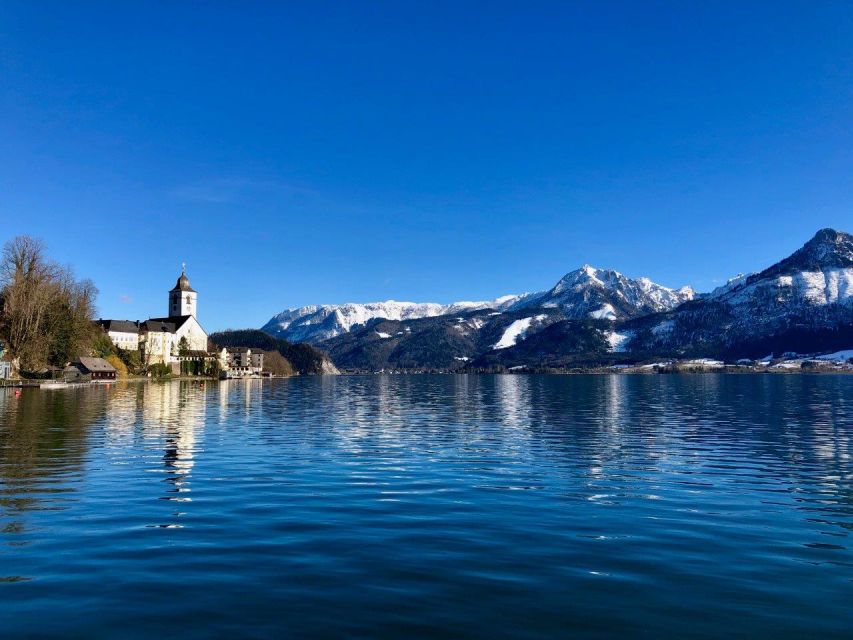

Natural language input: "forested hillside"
[209,329,338,375]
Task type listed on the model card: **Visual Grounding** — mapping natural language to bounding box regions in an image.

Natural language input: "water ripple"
[1,375,852,638]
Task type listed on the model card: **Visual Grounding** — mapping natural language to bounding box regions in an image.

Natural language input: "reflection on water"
[1,375,852,638]
[0,386,106,518]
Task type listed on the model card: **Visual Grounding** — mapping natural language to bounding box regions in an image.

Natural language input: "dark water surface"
[1,375,852,638]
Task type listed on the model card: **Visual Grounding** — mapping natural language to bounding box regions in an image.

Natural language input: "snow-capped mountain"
[264,228,852,368]
[510,265,694,319]
[705,273,751,298]
[628,228,853,357]
[709,228,853,306]
[262,296,527,344]
[263,266,691,344]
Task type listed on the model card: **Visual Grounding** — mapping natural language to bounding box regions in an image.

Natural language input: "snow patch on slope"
[814,349,853,362]
[795,269,853,304]
[590,304,617,320]
[606,330,633,352]
[492,315,546,350]
[717,268,853,306]
[652,320,675,335]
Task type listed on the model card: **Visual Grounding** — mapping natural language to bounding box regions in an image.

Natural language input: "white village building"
[97,320,140,351]
[219,346,264,378]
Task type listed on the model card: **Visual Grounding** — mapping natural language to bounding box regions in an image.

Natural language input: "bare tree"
[262,350,294,376]
[0,236,98,374]
[1,237,54,372]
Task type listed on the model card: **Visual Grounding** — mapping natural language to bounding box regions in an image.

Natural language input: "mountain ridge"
[261,295,530,344]
[263,266,693,344]
[509,265,694,319]
[262,228,853,371]
[625,228,853,359]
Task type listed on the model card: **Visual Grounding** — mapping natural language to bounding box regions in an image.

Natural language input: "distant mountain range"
[262,228,853,371]
[263,266,694,343]
[262,295,526,344]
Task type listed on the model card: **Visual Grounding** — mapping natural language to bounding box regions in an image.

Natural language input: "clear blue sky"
[1,2,852,331]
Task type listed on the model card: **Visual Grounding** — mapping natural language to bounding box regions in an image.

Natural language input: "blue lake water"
[1,374,852,638]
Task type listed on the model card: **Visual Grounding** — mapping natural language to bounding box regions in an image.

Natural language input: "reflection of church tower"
[169,263,197,318]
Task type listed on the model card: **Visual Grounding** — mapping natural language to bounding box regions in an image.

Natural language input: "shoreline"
[3,369,852,389]
[0,374,300,389]
[340,369,853,376]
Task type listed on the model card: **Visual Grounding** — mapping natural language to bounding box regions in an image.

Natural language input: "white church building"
[98,266,209,366]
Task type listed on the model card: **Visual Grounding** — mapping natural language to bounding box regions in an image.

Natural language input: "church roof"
[143,315,194,333]
[98,319,139,333]
[170,267,196,293]
[141,319,177,333]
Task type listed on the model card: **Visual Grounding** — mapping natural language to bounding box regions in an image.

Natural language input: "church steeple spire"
[168,264,198,317]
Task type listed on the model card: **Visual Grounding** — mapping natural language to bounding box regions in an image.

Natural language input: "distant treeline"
[719,324,853,360]
[209,329,331,375]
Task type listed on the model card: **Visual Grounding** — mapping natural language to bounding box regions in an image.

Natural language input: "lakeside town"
[2,231,852,386]
[88,266,269,382]
[0,236,271,386]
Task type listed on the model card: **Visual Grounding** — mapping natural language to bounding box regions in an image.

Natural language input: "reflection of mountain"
[277,375,853,513]
[494,374,531,428]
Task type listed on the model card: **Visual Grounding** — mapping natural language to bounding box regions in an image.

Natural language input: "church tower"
[169,264,197,317]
